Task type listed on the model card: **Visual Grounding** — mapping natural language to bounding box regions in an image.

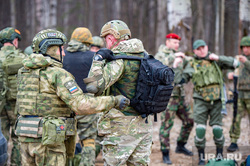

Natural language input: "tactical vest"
[191,59,222,101]
[110,53,143,116]
[17,67,71,117]
[238,56,250,90]
[2,52,24,100]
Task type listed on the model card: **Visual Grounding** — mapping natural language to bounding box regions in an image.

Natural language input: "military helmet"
[91,36,104,48]
[240,36,250,48]
[32,29,67,54]
[70,27,93,44]
[0,27,21,43]
[100,20,131,40]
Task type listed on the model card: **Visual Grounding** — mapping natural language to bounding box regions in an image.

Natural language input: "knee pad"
[196,124,206,141]
[212,125,223,140]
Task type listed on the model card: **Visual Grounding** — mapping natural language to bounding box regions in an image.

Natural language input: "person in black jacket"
[63,27,97,166]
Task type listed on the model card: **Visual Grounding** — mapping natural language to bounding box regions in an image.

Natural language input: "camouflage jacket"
[154,44,189,97]
[174,53,237,100]
[0,46,26,117]
[238,54,250,99]
[87,38,145,116]
[17,53,117,116]
[66,40,90,52]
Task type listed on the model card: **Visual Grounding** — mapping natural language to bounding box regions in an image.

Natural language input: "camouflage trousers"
[0,100,21,166]
[193,98,224,149]
[72,114,98,166]
[159,96,193,151]
[19,141,66,166]
[98,109,153,166]
[229,98,250,143]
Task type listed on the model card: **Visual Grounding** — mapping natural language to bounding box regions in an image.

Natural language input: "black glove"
[93,48,115,61]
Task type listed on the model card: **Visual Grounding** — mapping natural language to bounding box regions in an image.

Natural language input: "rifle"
[226,75,238,132]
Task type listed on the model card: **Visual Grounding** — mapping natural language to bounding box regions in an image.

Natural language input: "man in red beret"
[155,33,194,164]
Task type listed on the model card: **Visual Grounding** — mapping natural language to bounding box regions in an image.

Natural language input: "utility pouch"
[42,116,66,146]
[199,84,220,101]
[15,116,43,138]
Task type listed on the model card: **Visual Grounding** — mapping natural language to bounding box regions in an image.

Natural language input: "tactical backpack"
[114,53,174,121]
[2,53,24,100]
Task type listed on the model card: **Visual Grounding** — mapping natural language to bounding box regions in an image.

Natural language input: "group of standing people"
[0,19,249,166]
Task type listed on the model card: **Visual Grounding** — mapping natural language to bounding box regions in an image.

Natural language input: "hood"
[112,38,145,53]
[66,39,89,52]
[22,53,56,69]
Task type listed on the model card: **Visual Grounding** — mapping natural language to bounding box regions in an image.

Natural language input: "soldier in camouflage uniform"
[89,35,106,158]
[155,33,194,164]
[14,29,129,166]
[173,39,239,165]
[84,20,153,166]
[63,27,98,166]
[0,27,27,166]
[90,36,105,52]
[227,36,250,152]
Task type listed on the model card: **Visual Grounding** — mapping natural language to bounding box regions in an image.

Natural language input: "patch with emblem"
[47,32,57,37]
[64,80,79,93]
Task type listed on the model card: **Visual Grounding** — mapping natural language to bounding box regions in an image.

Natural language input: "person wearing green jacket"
[173,39,239,165]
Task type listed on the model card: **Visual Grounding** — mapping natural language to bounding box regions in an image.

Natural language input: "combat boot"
[175,141,193,156]
[162,149,172,165]
[198,149,205,165]
[216,147,223,160]
[227,143,238,152]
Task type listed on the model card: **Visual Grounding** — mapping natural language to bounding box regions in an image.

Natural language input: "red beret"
[166,33,181,40]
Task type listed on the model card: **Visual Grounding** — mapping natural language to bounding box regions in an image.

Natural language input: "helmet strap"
[59,46,63,62]
[110,38,122,50]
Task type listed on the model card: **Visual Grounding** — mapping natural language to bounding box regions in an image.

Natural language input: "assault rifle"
[226,75,238,132]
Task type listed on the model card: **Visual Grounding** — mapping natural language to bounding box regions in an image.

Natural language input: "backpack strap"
[114,52,151,60]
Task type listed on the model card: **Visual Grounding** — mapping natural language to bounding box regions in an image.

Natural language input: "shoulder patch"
[64,80,79,93]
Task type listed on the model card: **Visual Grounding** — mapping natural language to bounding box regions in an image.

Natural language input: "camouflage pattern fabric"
[87,38,153,165]
[66,40,90,53]
[20,142,66,166]
[159,96,193,151]
[237,55,250,92]
[15,53,120,165]
[155,44,193,151]
[229,98,250,143]
[73,114,98,166]
[229,55,250,143]
[0,45,26,166]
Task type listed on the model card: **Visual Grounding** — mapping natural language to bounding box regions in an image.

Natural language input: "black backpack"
[114,53,174,121]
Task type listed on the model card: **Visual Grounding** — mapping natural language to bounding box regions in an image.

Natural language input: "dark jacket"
[63,50,94,92]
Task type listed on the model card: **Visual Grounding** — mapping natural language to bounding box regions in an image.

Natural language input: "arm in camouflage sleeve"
[53,69,119,115]
[173,62,194,84]
[243,59,250,71]
[87,59,125,90]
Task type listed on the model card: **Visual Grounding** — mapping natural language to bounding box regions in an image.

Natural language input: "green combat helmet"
[100,20,131,40]
[1,27,21,44]
[32,29,67,54]
[32,29,67,62]
[240,36,250,48]
[91,36,104,48]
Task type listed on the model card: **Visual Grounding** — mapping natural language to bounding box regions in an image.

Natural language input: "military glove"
[93,48,115,61]
[114,95,130,110]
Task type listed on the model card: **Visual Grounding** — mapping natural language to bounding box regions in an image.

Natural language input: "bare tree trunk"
[10,0,16,27]
[155,0,168,51]
[224,0,240,57]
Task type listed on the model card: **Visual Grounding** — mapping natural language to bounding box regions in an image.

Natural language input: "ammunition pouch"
[42,116,66,146]
[15,116,76,143]
[198,84,220,101]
